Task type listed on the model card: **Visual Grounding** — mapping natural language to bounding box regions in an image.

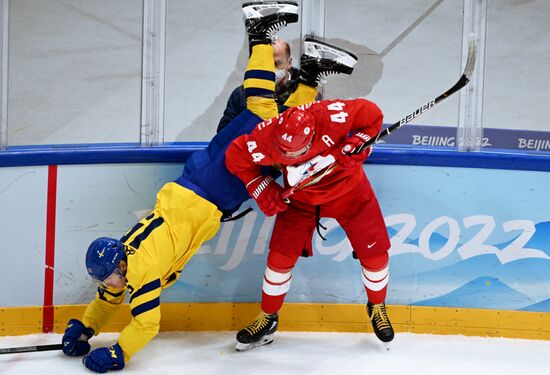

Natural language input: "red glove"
[246,176,288,216]
[336,132,373,169]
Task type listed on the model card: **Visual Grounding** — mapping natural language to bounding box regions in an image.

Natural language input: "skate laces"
[300,55,351,85]
[369,303,391,330]
[245,313,272,335]
[246,18,287,39]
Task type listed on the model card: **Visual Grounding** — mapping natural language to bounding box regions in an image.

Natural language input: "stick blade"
[464,33,478,80]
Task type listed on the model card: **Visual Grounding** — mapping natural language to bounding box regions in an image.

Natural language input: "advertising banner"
[164,164,550,312]
[2,162,549,312]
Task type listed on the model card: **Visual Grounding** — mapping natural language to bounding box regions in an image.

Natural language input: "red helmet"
[275,107,316,158]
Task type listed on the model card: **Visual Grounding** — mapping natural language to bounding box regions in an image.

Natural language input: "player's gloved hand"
[336,132,372,170]
[246,175,288,216]
[82,344,125,373]
[62,319,94,356]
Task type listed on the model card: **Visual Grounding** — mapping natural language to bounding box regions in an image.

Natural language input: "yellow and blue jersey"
[178,108,265,216]
[79,43,317,362]
[179,44,314,217]
[82,182,221,361]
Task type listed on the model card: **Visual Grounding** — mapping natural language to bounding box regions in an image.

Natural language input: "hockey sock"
[244,43,278,120]
[360,252,389,304]
[260,250,299,314]
[282,82,318,108]
[261,266,292,314]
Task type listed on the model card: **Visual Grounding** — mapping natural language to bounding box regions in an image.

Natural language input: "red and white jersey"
[225,98,383,205]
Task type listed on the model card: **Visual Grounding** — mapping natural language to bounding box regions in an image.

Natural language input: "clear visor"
[281,140,312,159]
[92,267,123,289]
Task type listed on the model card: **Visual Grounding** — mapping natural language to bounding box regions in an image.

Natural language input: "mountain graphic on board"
[413,276,534,310]
[525,221,550,257]
[521,298,550,312]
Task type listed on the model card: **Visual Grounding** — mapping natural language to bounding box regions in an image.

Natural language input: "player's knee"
[263,248,299,296]
[351,234,391,260]
[359,252,389,270]
[267,249,299,270]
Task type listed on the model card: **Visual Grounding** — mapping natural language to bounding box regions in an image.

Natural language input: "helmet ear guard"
[85,237,126,284]
[275,107,316,158]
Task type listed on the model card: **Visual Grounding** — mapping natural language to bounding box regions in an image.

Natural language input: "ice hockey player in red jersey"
[225,97,395,351]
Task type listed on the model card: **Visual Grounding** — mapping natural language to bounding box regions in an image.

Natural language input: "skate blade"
[242,2,299,18]
[235,334,275,352]
[382,342,391,351]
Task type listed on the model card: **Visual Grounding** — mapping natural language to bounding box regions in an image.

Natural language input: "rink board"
[0,147,549,338]
[1,303,550,340]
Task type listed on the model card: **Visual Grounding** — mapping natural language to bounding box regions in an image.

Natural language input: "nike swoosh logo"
[367,242,376,248]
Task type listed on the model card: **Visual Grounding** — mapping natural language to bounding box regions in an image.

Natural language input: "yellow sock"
[244,44,278,120]
[283,83,318,108]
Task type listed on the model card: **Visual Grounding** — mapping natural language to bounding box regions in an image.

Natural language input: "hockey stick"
[355,33,478,153]
[0,343,63,355]
[282,33,477,200]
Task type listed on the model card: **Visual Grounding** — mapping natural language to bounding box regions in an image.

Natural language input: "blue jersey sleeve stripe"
[104,289,124,297]
[129,279,161,303]
[98,288,106,301]
[244,69,275,81]
[131,297,160,317]
[98,287,125,301]
[128,217,164,249]
[244,87,274,98]
[120,222,144,244]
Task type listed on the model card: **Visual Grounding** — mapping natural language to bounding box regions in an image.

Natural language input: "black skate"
[236,312,279,351]
[367,302,394,349]
[242,1,299,45]
[299,37,358,87]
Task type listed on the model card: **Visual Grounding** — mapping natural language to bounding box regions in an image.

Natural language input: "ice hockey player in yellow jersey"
[60,1,303,372]
[61,183,221,372]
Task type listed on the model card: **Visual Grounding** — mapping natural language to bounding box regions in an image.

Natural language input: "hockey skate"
[367,302,394,350]
[299,37,358,87]
[236,312,279,351]
[242,1,299,44]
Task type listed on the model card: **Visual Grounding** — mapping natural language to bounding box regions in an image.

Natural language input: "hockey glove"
[246,175,288,216]
[83,343,125,373]
[336,132,372,170]
[62,319,94,356]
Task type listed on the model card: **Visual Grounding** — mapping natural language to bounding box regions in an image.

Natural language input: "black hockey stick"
[355,33,478,153]
[282,33,477,199]
[0,343,63,355]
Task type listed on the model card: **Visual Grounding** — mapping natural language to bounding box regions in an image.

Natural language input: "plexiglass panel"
[3,0,549,149]
[484,0,550,132]
[8,0,142,146]
[325,0,463,128]
[164,0,300,142]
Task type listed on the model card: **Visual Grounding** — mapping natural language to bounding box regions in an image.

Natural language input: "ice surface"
[1,331,549,375]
